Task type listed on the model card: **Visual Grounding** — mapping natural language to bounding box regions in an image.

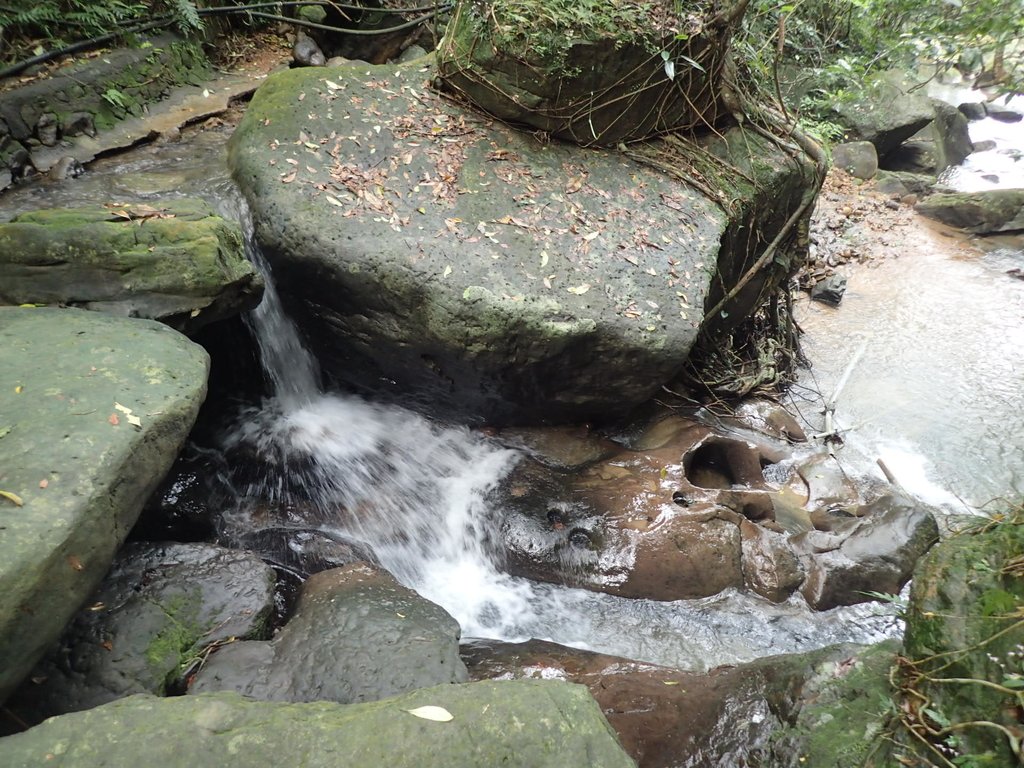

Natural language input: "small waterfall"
[220,223,903,671]
[240,213,321,408]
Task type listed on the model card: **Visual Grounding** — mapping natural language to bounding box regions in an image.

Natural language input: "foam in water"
[220,228,902,671]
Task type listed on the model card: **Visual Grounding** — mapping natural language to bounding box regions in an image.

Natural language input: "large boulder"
[0,199,263,334]
[884,100,973,175]
[915,189,1024,233]
[190,563,468,703]
[0,308,209,703]
[436,0,729,146]
[7,543,275,722]
[0,683,636,767]
[228,62,817,423]
[833,70,934,160]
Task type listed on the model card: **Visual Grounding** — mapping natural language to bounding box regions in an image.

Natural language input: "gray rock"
[833,70,934,159]
[397,44,428,64]
[832,141,878,180]
[0,683,636,768]
[889,99,973,174]
[958,101,987,121]
[229,63,818,423]
[46,156,84,181]
[62,111,96,138]
[0,308,209,702]
[191,563,468,703]
[873,170,937,197]
[915,189,1024,233]
[8,543,275,719]
[0,199,264,335]
[792,493,939,610]
[293,32,326,67]
[971,139,997,152]
[35,113,59,146]
[810,273,847,306]
[985,102,1023,123]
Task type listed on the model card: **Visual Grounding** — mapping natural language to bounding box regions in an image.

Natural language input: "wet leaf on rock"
[0,490,24,506]
[405,705,454,722]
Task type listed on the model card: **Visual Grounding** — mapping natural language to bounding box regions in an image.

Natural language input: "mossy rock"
[900,517,1024,764]
[915,189,1024,234]
[436,0,729,146]
[0,199,263,334]
[0,683,637,767]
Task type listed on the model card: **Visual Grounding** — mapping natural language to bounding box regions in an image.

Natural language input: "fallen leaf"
[14,385,23,394]
[281,171,297,184]
[114,402,132,416]
[100,640,113,651]
[325,194,345,207]
[540,251,549,268]
[108,413,120,426]
[567,284,591,295]
[88,602,105,612]
[67,555,84,571]
[0,490,24,506]
[126,414,142,428]
[324,80,342,91]
[443,265,452,278]
[39,479,48,489]
[405,705,454,722]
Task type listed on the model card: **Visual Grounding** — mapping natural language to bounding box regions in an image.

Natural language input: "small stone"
[293,32,326,68]
[62,112,96,138]
[984,103,1023,123]
[47,156,85,181]
[810,274,848,306]
[957,102,987,121]
[971,139,997,152]
[35,113,59,147]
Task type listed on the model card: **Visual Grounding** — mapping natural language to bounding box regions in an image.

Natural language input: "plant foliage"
[0,0,209,66]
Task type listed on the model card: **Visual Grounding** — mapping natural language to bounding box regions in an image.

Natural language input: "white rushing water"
[217,225,901,673]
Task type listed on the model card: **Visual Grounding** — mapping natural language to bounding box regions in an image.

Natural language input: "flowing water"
[793,85,1024,510]
[10,102,1022,673]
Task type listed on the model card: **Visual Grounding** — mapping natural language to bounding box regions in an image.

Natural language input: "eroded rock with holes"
[495,407,938,607]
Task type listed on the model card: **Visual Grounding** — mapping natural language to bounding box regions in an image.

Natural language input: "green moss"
[144,593,203,692]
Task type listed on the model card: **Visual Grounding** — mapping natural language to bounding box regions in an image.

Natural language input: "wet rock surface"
[7,543,275,721]
[792,493,939,610]
[0,199,263,334]
[495,407,937,606]
[0,308,209,703]
[464,637,896,768]
[0,682,636,768]
[190,563,468,703]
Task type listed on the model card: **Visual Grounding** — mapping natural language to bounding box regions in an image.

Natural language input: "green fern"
[166,0,203,34]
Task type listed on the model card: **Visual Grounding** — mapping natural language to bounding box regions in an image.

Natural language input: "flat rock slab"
[0,308,209,702]
[228,62,728,421]
[0,199,263,334]
[0,683,636,767]
[191,563,468,703]
[9,543,275,721]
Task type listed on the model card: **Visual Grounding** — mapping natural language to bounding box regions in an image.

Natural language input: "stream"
[2,94,1021,673]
